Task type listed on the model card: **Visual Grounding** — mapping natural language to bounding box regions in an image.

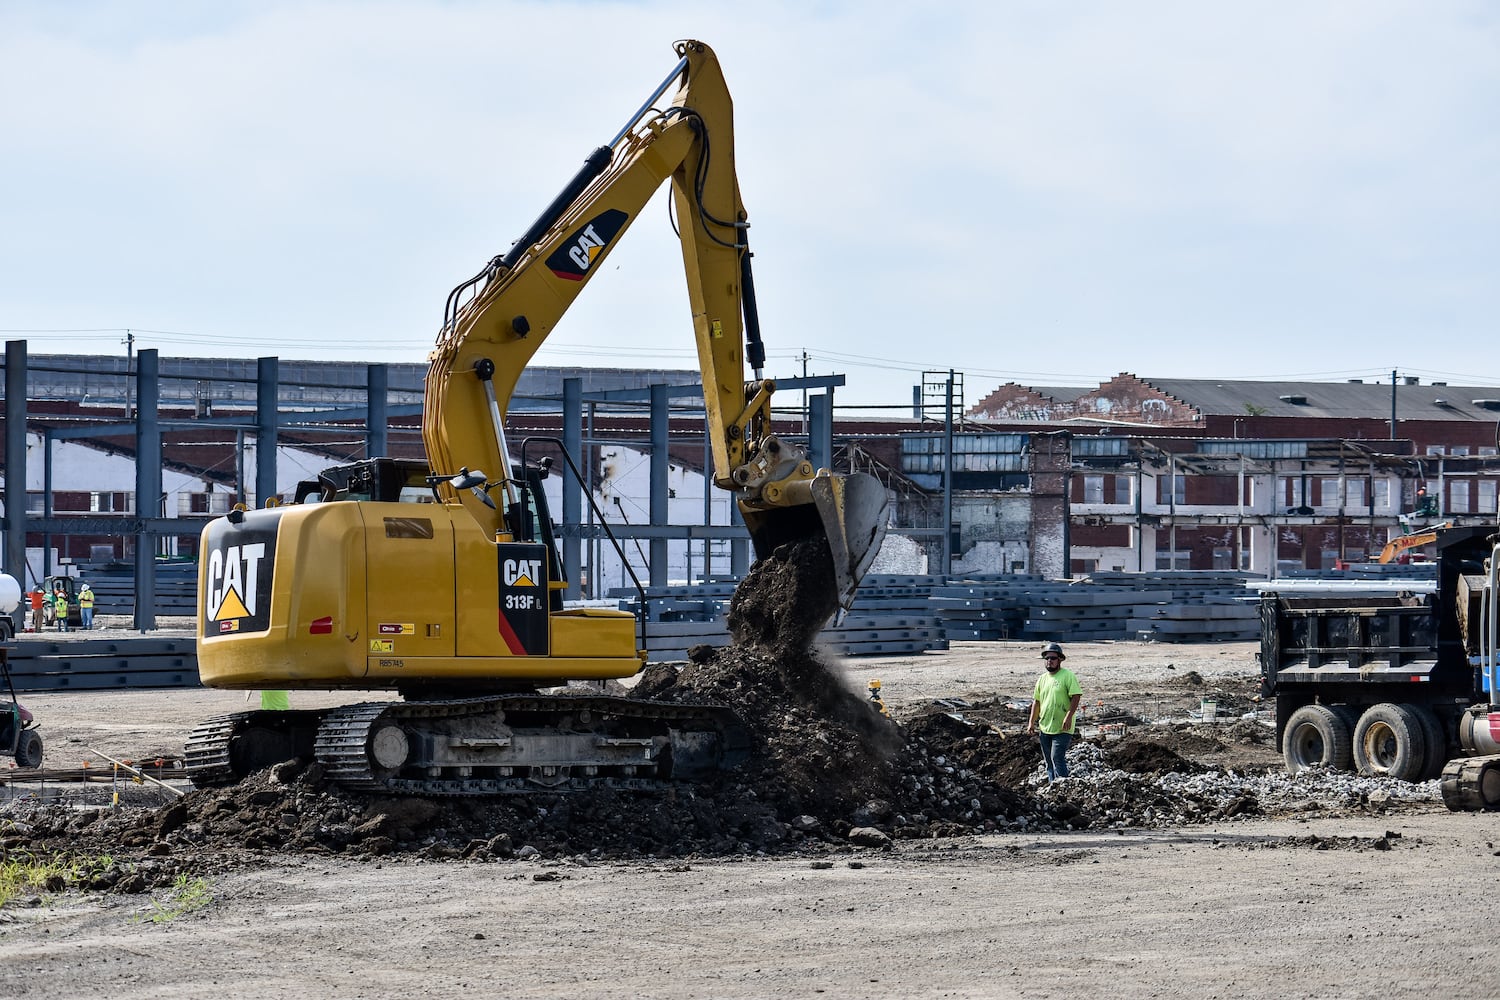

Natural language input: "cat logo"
[545,209,628,282]
[201,519,277,637]
[503,557,543,588]
[206,542,265,620]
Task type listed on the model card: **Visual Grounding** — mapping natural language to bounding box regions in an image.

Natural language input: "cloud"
[0,0,1496,401]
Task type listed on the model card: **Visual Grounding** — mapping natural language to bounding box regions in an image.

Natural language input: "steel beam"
[134,349,161,630]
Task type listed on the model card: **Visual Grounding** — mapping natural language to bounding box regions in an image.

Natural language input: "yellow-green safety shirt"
[1032,666,1082,735]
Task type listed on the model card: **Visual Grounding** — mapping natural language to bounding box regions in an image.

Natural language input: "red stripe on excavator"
[496,609,529,655]
[549,269,587,282]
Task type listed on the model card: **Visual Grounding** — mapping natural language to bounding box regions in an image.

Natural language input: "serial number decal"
[378,659,405,669]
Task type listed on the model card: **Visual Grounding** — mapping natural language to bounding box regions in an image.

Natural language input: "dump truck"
[1260,524,1500,809]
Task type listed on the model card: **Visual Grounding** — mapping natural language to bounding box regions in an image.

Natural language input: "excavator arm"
[422,40,886,605]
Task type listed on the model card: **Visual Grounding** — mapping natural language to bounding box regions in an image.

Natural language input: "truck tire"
[1401,703,1446,780]
[14,729,42,769]
[1283,704,1353,773]
[1353,703,1427,781]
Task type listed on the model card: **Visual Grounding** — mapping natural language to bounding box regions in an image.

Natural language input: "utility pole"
[800,350,809,436]
[124,329,136,416]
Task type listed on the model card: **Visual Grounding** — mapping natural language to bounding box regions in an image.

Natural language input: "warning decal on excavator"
[497,543,549,656]
[545,209,628,282]
[202,519,276,638]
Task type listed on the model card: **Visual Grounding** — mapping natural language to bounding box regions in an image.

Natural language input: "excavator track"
[1440,753,1500,811]
[185,710,326,789]
[313,695,749,796]
[184,714,242,787]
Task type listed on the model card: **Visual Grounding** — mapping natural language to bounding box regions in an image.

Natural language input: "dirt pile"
[0,541,1440,869]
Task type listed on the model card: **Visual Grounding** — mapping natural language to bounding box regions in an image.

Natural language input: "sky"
[1,0,1496,410]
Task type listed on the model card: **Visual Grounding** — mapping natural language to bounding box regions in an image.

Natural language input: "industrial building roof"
[1132,377,1500,423]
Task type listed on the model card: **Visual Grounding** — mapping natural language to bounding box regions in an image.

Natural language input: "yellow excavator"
[186,40,889,794]
[1376,522,1451,564]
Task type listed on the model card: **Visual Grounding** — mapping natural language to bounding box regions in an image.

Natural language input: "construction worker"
[77,582,95,629]
[52,587,70,632]
[28,589,44,632]
[1026,642,1082,781]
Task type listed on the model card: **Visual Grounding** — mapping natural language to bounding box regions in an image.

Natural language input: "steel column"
[366,363,388,457]
[649,384,669,587]
[4,342,28,629]
[133,349,161,630]
[809,391,832,471]
[562,377,582,599]
[256,357,278,505]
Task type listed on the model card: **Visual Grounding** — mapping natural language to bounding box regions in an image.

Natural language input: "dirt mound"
[0,542,1343,864]
[632,538,901,818]
[1104,737,1204,776]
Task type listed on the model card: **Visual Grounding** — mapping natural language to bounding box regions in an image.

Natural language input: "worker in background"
[77,582,95,630]
[52,587,70,633]
[1025,641,1082,781]
[28,589,44,632]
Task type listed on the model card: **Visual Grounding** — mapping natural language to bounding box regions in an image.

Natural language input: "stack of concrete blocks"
[612,574,949,663]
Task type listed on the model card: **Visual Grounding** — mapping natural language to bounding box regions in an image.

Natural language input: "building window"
[1114,477,1131,505]
[1426,445,1445,456]
[1481,447,1497,457]
[1156,473,1185,505]
[1346,479,1366,507]
[1320,478,1341,507]
[1451,481,1471,513]
[1155,551,1192,570]
[1452,445,1471,456]
[1279,477,1303,509]
[90,492,132,513]
[1481,481,1497,514]
[1082,475,1104,503]
[1373,480,1390,510]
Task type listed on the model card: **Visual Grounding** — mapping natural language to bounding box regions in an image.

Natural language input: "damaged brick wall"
[1028,432,1071,578]
[970,373,1202,427]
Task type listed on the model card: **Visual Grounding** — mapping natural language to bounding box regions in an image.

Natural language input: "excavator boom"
[423,38,885,607]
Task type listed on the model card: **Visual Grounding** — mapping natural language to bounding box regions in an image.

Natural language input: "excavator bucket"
[743,471,889,611]
[810,472,890,609]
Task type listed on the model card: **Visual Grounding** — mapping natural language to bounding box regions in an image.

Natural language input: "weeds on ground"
[0,848,116,907]
[140,874,213,924]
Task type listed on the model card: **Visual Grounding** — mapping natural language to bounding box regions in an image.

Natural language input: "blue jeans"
[1038,731,1073,780]
[81,608,93,629]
